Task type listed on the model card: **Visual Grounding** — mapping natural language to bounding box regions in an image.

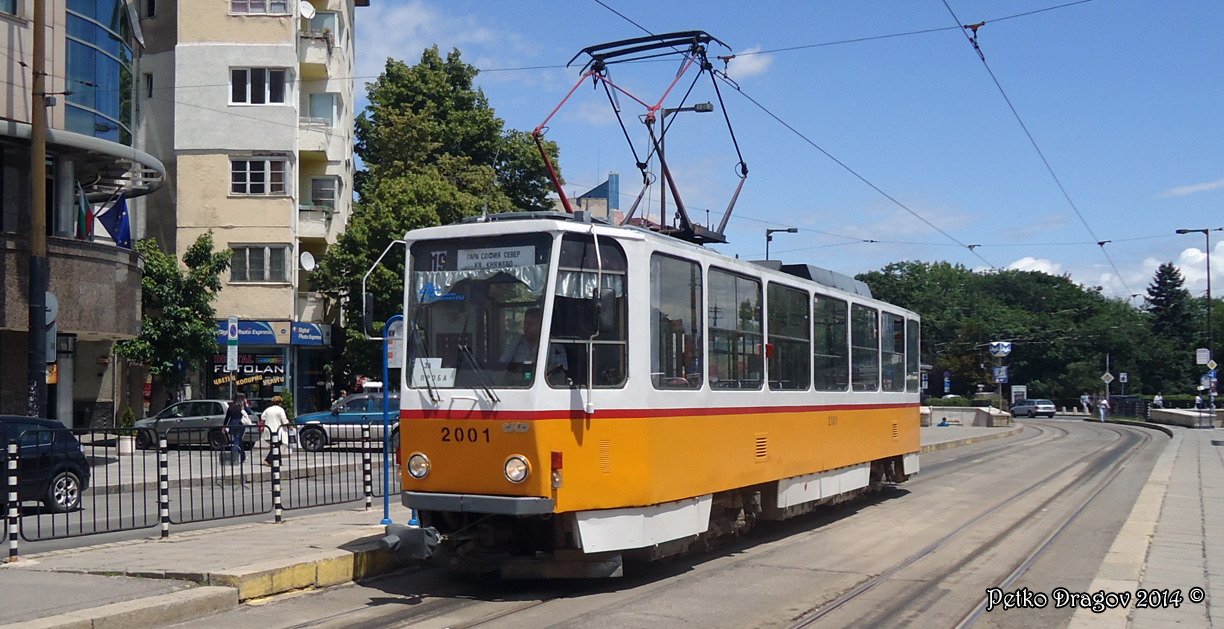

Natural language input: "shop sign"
[291,322,331,345]
[214,320,292,345]
[211,354,286,386]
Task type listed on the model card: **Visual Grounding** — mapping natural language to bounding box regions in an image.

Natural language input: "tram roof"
[407,211,890,311]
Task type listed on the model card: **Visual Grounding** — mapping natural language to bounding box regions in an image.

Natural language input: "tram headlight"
[504,455,530,484]
[407,453,431,479]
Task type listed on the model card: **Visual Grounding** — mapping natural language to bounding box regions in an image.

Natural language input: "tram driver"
[501,308,569,384]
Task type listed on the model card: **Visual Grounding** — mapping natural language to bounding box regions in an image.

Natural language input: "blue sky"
[354,0,1224,302]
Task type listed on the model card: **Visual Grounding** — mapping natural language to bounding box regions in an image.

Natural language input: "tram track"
[234,420,1110,629]
[785,423,1151,628]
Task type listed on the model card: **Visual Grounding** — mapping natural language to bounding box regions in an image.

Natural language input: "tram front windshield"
[406,234,554,389]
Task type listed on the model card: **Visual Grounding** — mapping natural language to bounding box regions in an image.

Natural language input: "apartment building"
[0,0,165,425]
[139,0,366,415]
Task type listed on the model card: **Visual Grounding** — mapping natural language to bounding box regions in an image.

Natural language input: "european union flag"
[96,194,131,248]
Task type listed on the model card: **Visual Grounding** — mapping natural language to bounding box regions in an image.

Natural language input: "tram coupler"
[379,523,442,563]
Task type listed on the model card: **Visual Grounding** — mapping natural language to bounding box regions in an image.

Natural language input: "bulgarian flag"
[75,182,93,240]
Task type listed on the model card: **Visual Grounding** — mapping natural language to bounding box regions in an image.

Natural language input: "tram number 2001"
[441,427,490,443]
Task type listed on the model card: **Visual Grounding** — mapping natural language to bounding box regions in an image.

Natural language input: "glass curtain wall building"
[66,0,135,145]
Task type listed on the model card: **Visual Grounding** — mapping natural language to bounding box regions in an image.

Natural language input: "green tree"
[115,233,231,414]
[316,47,562,381]
[1145,262,1195,344]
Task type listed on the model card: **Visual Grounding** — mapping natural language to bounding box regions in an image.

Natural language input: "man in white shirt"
[261,395,290,466]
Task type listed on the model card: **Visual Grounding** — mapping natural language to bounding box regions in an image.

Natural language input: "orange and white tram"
[392,211,921,578]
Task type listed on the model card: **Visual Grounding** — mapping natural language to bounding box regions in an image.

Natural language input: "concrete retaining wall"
[922,406,1012,428]
[1149,408,1222,428]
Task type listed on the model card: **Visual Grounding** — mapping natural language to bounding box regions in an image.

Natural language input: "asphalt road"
[160,418,1165,629]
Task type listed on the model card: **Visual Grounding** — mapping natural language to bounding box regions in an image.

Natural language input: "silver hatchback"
[134,400,258,449]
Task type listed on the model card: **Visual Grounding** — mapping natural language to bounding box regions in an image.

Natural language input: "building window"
[650,253,702,390]
[231,0,289,15]
[231,245,289,282]
[231,68,287,105]
[708,268,762,390]
[851,304,879,391]
[882,312,905,392]
[231,159,287,195]
[65,1,136,145]
[1,0,16,16]
[144,73,153,98]
[145,0,155,17]
[307,93,336,126]
[767,283,810,390]
[310,177,337,209]
[813,294,849,391]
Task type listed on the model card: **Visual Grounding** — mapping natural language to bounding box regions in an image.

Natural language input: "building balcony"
[298,117,335,157]
[298,31,333,78]
[0,235,142,339]
[298,205,333,241]
[296,291,329,324]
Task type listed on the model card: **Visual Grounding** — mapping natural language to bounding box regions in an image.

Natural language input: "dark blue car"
[294,393,400,452]
[0,416,91,512]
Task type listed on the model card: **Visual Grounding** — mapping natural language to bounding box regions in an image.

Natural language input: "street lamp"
[1177,227,1223,408]
[658,102,713,225]
[765,227,798,261]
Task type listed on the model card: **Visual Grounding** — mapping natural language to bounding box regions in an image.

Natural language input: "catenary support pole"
[27,0,48,418]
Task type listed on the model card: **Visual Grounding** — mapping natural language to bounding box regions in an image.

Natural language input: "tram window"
[767,283,810,390]
[851,304,879,391]
[882,313,905,392]
[407,234,552,389]
[814,295,849,391]
[548,233,627,389]
[708,268,763,390]
[907,319,920,392]
[651,254,703,389]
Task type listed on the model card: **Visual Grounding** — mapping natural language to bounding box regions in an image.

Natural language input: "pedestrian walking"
[1195,394,1204,410]
[261,395,290,466]
[1099,396,1110,422]
[1080,393,1091,415]
[223,393,249,464]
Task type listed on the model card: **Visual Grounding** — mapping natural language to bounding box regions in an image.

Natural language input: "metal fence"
[1,421,403,557]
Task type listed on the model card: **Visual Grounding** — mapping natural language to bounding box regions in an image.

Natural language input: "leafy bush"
[925,396,970,407]
[118,406,136,428]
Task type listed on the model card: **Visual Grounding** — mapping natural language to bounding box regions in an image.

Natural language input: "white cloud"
[1008,257,1063,275]
[1171,240,1224,295]
[1158,178,1224,198]
[725,47,773,80]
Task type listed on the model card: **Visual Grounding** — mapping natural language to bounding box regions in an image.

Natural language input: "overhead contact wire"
[940,0,1131,294]
[717,75,996,268]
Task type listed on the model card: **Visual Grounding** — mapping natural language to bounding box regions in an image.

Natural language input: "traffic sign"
[1197,348,1212,365]
[1209,360,1219,371]
[1101,372,1115,384]
[226,316,239,372]
[386,319,405,366]
[989,342,1012,358]
[1120,372,1128,383]
[994,365,1008,383]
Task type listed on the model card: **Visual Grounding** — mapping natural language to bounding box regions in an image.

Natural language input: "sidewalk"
[1071,426,1223,628]
[0,427,1026,629]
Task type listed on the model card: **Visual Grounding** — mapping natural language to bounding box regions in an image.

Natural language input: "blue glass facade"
[65,0,134,145]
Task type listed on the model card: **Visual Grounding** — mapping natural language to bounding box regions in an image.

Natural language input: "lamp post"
[765,227,798,261]
[658,102,713,225]
[1177,227,1223,410]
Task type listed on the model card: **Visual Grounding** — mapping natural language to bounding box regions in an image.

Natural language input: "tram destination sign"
[458,246,534,270]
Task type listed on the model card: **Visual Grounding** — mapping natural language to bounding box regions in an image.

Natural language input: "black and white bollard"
[362,425,372,510]
[272,431,282,523]
[8,442,19,562]
[159,436,169,538]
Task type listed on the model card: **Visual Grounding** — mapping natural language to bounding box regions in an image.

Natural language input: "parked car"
[1011,399,1056,418]
[133,400,259,450]
[295,393,401,453]
[0,416,91,513]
